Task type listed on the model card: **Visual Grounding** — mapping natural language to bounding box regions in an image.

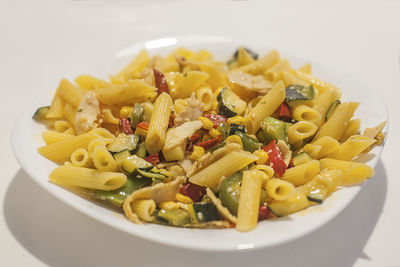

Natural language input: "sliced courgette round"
[121,155,153,175]
[325,100,340,121]
[217,87,246,117]
[107,133,139,154]
[33,106,50,121]
[285,84,315,102]
[129,103,144,129]
[292,152,313,167]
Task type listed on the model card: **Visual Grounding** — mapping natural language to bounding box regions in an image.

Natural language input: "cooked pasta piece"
[292,105,321,126]
[87,138,107,154]
[281,160,320,186]
[92,146,117,171]
[49,165,126,190]
[313,90,338,126]
[54,120,72,133]
[196,86,214,111]
[46,94,64,119]
[264,59,291,82]
[340,119,361,142]
[145,92,173,154]
[57,79,84,108]
[268,193,309,217]
[75,74,111,90]
[287,121,318,144]
[70,148,90,167]
[42,131,74,145]
[230,49,280,75]
[292,70,341,97]
[320,158,374,185]
[175,71,209,99]
[313,102,359,141]
[311,136,340,159]
[131,199,156,222]
[266,178,295,201]
[326,135,376,161]
[236,170,263,232]
[110,49,149,84]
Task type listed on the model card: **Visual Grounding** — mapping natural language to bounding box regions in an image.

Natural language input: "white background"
[1,0,400,266]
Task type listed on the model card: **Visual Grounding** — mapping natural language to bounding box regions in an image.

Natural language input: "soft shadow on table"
[4,161,387,267]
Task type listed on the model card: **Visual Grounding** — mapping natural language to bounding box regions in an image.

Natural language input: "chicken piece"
[227,71,273,95]
[163,120,203,151]
[75,91,101,134]
[206,188,237,224]
[178,158,194,175]
[174,93,203,126]
[123,176,185,224]
[277,140,292,167]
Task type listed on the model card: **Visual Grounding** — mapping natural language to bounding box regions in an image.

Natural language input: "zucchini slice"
[136,168,167,180]
[188,202,220,223]
[235,131,260,152]
[293,152,313,167]
[261,116,289,144]
[325,100,340,121]
[121,155,153,175]
[217,87,246,117]
[229,123,246,135]
[307,188,328,204]
[33,106,50,121]
[217,122,229,141]
[107,133,139,154]
[157,208,191,227]
[285,84,315,102]
[129,103,144,129]
[135,141,147,159]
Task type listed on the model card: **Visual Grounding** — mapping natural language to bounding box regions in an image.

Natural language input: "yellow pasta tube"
[70,148,90,167]
[313,102,360,141]
[46,94,64,119]
[88,138,107,154]
[292,105,321,126]
[196,86,214,111]
[42,131,74,145]
[199,63,226,90]
[298,63,311,74]
[175,71,209,99]
[281,160,320,186]
[340,119,361,142]
[268,193,309,217]
[320,158,374,185]
[230,49,280,75]
[131,199,156,222]
[245,80,285,134]
[292,70,341,98]
[94,80,157,105]
[49,165,126,190]
[313,90,337,126]
[174,98,189,114]
[101,108,120,124]
[91,128,115,140]
[311,136,340,159]
[63,127,76,135]
[287,121,318,144]
[54,120,71,133]
[75,75,111,90]
[281,71,308,87]
[264,59,291,82]
[110,49,149,84]
[189,151,258,192]
[38,131,97,163]
[145,92,173,154]
[266,178,295,201]
[326,135,376,161]
[92,146,117,171]
[236,170,263,232]
[57,79,84,108]
[62,102,76,126]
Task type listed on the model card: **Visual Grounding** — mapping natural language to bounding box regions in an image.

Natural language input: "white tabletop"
[1,0,400,266]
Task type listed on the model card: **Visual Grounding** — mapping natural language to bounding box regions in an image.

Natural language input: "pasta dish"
[33,46,386,231]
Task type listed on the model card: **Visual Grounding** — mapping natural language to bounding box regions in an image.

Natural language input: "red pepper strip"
[204,114,227,128]
[197,137,220,151]
[145,154,160,165]
[258,205,271,221]
[263,140,287,177]
[153,68,169,95]
[120,118,134,135]
[278,102,292,120]
[180,182,206,202]
[189,133,200,144]
[137,121,149,131]
[168,116,174,128]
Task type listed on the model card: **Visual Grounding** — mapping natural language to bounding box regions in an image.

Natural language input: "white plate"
[11,35,388,251]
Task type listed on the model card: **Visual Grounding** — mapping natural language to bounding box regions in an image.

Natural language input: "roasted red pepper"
[189,133,200,144]
[180,182,206,202]
[168,116,174,128]
[263,140,287,177]
[204,114,227,128]
[119,118,134,135]
[197,137,220,151]
[278,102,292,120]
[145,154,160,165]
[153,68,169,95]
[258,205,271,221]
[136,121,149,131]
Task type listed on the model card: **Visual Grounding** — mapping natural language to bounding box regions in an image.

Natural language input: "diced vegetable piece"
[229,123,246,135]
[197,137,220,151]
[217,87,246,117]
[180,183,206,202]
[217,123,230,141]
[188,202,220,223]
[258,205,271,221]
[33,106,50,121]
[325,100,341,120]
[293,152,313,167]
[204,114,227,128]
[113,150,131,161]
[145,154,160,165]
[93,177,151,207]
[153,68,169,95]
[278,102,292,120]
[107,133,139,154]
[129,103,144,129]
[263,140,287,177]
[136,141,147,158]
[136,168,167,180]
[121,155,153,175]
[136,121,149,130]
[307,187,328,204]
[261,117,289,144]
[235,131,260,152]
[157,208,190,227]
[285,84,315,102]
[119,118,134,135]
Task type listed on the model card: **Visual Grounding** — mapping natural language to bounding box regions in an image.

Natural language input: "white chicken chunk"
[163,120,203,151]
[75,91,101,134]
[174,93,203,126]
[227,71,273,95]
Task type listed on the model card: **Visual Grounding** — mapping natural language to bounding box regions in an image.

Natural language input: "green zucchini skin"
[217,122,230,141]
[285,84,315,102]
[135,141,147,159]
[189,202,220,223]
[129,103,144,129]
[107,133,139,154]
[307,195,323,204]
[33,106,50,121]
[136,168,167,180]
[292,152,313,167]
[217,88,237,117]
[217,87,246,118]
[157,208,191,227]
[325,100,341,120]
[261,116,289,144]
[235,131,260,152]
[121,155,153,175]
[229,123,246,135]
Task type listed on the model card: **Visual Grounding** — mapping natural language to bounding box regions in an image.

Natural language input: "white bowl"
[11,35,388,251]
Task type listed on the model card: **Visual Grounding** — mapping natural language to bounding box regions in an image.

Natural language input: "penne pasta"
[281,160,320,186]
[320,158,374,185]
[287,121,318,144]
[326,135,376,161]
[266,178,295,201]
